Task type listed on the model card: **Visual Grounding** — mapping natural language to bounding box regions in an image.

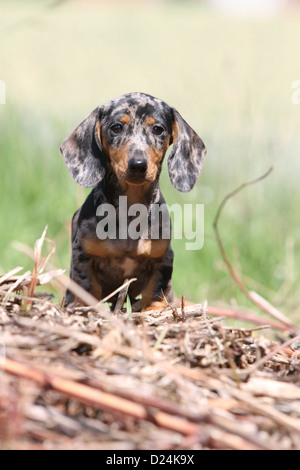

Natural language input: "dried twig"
[213,167,298,333]
[0,267,24,284]
[0,357,200,436]
[206,305,289,331]
[248,333,300,376]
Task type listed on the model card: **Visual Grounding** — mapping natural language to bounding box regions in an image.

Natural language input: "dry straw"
[0,230,299,449]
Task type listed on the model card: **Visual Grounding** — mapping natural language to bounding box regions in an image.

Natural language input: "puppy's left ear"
[167,108,206,192]
[60,106,106,188]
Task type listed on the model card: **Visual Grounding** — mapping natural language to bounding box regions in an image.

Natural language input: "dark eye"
[152,125,164,136]
[111,123,123,134]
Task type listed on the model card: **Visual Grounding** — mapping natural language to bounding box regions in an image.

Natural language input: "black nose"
[128,157,147,175]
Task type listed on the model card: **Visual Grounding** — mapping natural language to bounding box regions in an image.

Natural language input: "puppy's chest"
[92,254,152,296]
[118,257,139,277]
[94,255,141,278]
[81,236,170,261]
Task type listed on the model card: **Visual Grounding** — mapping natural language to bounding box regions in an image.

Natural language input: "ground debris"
[0,276,300,450]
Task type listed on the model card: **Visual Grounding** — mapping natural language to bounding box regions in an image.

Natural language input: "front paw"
[142,300,168,312]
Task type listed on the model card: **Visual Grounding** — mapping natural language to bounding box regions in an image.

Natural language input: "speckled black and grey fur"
[60,92,206,310]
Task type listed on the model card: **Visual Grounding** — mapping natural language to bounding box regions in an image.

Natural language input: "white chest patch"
[119,258,138,277]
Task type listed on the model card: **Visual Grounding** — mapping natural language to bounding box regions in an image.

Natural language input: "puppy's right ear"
[60,106,106,187]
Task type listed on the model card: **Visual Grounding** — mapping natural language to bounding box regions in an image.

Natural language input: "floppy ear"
[167,108,206,192]
[60,106,106,188]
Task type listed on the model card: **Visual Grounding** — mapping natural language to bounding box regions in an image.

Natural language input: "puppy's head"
[60,92,206,192]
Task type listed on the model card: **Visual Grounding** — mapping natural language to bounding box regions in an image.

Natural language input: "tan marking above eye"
[146,117,156,125]
[120,114,130,124]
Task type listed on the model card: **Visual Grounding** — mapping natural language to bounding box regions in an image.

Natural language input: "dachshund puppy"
[60,92,206,310]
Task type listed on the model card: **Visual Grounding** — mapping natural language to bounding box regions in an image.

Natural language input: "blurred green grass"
[0,0,300,319]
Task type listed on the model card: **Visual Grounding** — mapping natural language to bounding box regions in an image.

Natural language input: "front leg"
[64,246,103,306]
[141,246,174,311]
[64,209,102,306]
